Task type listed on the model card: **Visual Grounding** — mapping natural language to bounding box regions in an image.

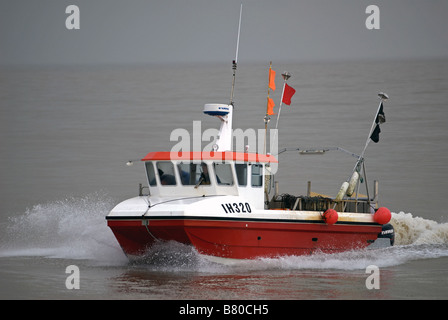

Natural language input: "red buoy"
[374,207,392,225]
[323,209,338,225]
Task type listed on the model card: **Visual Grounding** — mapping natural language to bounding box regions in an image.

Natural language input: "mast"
[229,3,243,106]
[359,92,389,161]
[335,92,389,203]
[271,71,291,148]
[207,4,242,152]
[353,92,389,173]
[263,61,273,154]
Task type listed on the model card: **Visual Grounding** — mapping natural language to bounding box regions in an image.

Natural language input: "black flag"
[376,102,386,124]
[370,102,385,143]
[370,124,381,143]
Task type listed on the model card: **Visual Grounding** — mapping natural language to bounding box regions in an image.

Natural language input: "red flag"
[269,68,276,91]
[282,83,296,105]
[267,98,275,115]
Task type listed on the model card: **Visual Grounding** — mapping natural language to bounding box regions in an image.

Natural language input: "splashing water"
[0,193,128,265]
[1,196,447,272]
[391,211,448,246]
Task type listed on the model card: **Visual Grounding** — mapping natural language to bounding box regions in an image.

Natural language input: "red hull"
[107,218,381,259]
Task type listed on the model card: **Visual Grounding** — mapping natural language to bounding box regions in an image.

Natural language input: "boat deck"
[268,192,374,214]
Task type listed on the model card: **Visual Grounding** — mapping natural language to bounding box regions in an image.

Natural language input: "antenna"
[229,3,243,106]
[235,3,243,64]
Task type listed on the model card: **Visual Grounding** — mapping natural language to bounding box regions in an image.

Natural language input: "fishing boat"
[106,6,394,262]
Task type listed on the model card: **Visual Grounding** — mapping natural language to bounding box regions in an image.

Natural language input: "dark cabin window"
[251,164,263,187]
[213,163,234,186]
[235,163,247,186]
[177,162,211,186]
[145,162,157,186]
[156,161,177,186]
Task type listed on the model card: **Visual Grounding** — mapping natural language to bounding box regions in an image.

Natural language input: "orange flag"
[269,68,276,91]
[267,98,275,115]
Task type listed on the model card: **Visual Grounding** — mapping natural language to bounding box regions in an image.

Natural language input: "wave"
[1,195,447,271]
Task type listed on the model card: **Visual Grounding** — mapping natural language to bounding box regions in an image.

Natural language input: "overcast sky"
[1,0,447,65]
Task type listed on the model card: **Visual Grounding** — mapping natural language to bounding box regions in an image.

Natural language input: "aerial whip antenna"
[229,3,243,106]
[235,3,242,65]
[205,4,242,152]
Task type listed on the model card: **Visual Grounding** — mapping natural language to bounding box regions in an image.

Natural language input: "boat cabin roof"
[142,151,278,163]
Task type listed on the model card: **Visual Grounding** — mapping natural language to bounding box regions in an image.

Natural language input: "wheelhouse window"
[251,164,263,187]
[235,163,247,186]
[213,163,234,186]
[145,162,157,186]
[177,162,211,186]
[156,161,176,186]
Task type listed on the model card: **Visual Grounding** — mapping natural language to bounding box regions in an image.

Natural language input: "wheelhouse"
[141,151,278,210]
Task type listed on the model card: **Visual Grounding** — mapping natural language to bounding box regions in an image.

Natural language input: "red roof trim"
[141,151,278,163]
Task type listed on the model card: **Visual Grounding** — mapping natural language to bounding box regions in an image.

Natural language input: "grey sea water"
[0,60,447,300]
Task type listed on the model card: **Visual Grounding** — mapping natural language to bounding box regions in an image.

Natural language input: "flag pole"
[358,92,389,164]
[263,61,273,154]
[271,71,291,150]
[334,92,389,206]
[348,92,388,181]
